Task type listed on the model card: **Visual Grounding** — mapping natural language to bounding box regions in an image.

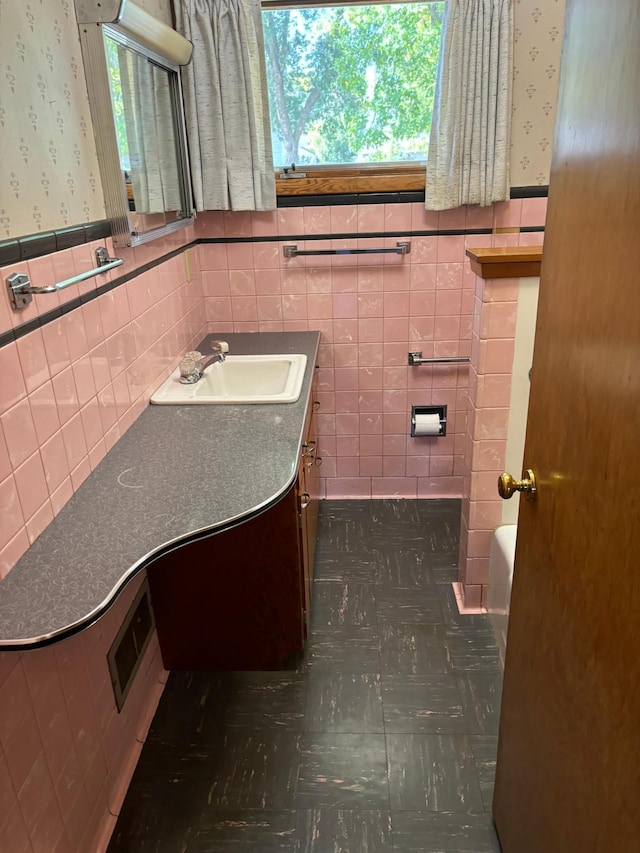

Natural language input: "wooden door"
[493,2,640,850]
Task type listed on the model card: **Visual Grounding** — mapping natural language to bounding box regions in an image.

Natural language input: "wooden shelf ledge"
[466,245,543,279]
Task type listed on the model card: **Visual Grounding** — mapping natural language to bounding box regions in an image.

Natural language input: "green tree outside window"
[263,2,444,167]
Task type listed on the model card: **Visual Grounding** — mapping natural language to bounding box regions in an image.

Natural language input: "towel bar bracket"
[6,274,31,310]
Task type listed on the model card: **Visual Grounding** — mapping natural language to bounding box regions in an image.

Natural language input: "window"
[261,0,444,195]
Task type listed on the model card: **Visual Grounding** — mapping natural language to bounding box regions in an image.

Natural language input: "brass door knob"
[498,469,537,501]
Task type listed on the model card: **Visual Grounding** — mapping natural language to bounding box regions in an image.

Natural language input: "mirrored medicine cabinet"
[76,1,194,247]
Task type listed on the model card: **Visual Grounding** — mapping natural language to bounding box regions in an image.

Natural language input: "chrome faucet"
[179,340,229,384]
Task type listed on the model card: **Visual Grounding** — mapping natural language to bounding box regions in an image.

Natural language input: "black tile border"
[0,223,545,351]
[277,185,548,208]
[510,185,549,198]
[200,228,494,246]
[0,220,112,267]
[277,191,425,208]
[0,240,21,266]
[199,225,544,246]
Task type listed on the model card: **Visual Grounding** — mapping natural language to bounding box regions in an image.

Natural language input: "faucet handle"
[185,351,203,364]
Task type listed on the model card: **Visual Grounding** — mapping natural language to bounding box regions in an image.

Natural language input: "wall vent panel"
[108,578,155,711]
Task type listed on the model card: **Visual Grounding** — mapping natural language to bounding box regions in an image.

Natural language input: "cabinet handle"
[313,400,320,411]
[314,456,323,467]
[302,440,316,455]
[300,492,311,509]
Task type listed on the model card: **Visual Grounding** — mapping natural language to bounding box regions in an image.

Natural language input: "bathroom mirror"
[77,3,194,247]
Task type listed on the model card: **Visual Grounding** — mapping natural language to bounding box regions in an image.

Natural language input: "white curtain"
[118,47,182,214]
[425,0,513,210]
[174,0,276,211]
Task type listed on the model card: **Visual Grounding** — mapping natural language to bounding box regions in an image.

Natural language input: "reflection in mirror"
[77,4,193,247]
[105,33,184,235]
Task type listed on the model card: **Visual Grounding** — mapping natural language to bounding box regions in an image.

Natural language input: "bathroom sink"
[150,354,308,405]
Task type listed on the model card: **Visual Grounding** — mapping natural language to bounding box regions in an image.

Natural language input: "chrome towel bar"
[7,247,123,310]
[408,352,470,366]
[283,241,410,259]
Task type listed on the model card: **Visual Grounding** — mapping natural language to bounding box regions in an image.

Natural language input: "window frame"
[262,0,440,197]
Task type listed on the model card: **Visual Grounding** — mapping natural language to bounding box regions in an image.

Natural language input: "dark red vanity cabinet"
[147,392,319,670]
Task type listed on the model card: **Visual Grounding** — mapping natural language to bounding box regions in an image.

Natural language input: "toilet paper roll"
[413,413,441,436]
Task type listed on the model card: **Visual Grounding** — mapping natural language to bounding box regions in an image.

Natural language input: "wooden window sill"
[466,246,543,279]
[275,165,426,197]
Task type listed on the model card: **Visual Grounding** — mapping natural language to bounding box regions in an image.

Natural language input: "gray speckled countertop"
[0,332,320,650]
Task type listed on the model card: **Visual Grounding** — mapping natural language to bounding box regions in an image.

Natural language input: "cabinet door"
[147,483,305,670]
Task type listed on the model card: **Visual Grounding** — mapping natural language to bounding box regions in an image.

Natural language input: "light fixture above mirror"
[76,1,194,247]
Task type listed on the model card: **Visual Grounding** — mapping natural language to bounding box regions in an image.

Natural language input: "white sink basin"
[150,354,308,405]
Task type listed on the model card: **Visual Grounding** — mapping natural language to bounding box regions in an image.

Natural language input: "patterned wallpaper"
[511,0,567,186]
[1,0,561,240]
[0,0,105,239]
[0,0,173,240]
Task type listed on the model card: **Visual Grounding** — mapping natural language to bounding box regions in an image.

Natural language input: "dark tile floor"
[108,499,503,852]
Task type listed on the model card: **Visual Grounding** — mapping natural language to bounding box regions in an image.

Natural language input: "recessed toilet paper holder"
[411,405,447,437]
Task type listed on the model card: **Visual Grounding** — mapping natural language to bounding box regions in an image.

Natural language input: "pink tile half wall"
[459,267,538,609]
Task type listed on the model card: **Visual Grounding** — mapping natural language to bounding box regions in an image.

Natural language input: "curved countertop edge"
[3,484,296,651]
[0,331,320,651]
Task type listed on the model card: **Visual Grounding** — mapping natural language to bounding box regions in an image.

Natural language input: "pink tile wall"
[0,575,167,853]
[0,235,206,579]
[197,197,545,500]
[0,230,203,850]
[198,206,471,500]
[458,196,546,608]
